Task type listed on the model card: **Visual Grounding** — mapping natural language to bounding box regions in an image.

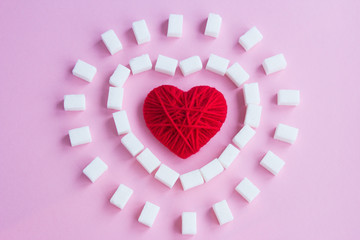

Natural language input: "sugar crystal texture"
[274,123,299,144]
[226,63,249,87]
[64,94,86,111]
[232,125,256,149]
[138,201,160,227]
[112,110,131,135]
[205,13,222,38]
[179,56,203,76]
[182,212,197,235]
[72,60,97,82]
[129,54,152,74]
[155,55,178,76]
[277,90,300,106]
[107,87,124,110]
[244,104,262,128]
[180,170,204,191]
[218,144,240,169]
[206,54,230,76]
[235,177,260,203]
[110,184,133,209]
[132,19,151,45]
[260,151,285,175]
[200,159,224,182]
[262,54,287,75]
[121,132,144,157]
[109,64,130,87]
[238,26,263,51]
[167,14,183,37]
[68,126,92,147]
[101,29,123,55]
[154,164,180,188]
[136,148,161,174]
[212,200,233,225]
[243,83,260,105]
[83,157,108,183]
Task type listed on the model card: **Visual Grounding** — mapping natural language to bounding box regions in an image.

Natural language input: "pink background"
[0,0,359,239]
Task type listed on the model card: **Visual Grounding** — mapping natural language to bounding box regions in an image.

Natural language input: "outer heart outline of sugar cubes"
[67,13,299,233]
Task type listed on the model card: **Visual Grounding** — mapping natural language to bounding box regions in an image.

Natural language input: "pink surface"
[0,0,359,239]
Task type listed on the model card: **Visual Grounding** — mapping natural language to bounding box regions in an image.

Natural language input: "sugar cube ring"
[65,13,300,234]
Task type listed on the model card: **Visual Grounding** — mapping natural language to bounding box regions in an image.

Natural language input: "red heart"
[143,85,227,159]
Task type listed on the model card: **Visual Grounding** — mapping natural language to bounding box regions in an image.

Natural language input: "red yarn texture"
[143,85,227,159]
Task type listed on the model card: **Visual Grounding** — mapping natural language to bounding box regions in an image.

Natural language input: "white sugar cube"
[226,63,249,87]
[260,151,285,175]
[179,56,203,76]
[218,144,240,169]
[167,14,183,37]
[274,123,299,144]
[244,104,262,128]
[64,94,86,111]
[110,184,133,209]
[83,157,108,183]
[113,111,131,135]
[277,90,300,106]
[154,164,180,188]
[138,201,160,227]
[132,19,151,45]
[72,60,97,82]
[238,26,263,51]
[235,177,260,203]
[206,54,230,76]
[129,54,152,74]
[262,54,287,75]
[180,170,204,191]
[107,87,124,110]
[205,13,222,38]
[109,64,130,87]
[155,55,178,76]
[121,132,144,157]
[69,126,92,147]
[243,83,260,105]
[182,212,197,235]
[212,200,233,225]
[200,158,224,182]
[101,29,122,55]
[136,148,161,174]
[232,125,256,149]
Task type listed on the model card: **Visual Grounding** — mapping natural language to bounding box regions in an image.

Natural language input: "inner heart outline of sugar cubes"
[109,50,265,189]
[67,13,299,232]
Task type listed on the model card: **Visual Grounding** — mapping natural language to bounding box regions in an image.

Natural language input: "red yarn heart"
[143,85,227,159]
